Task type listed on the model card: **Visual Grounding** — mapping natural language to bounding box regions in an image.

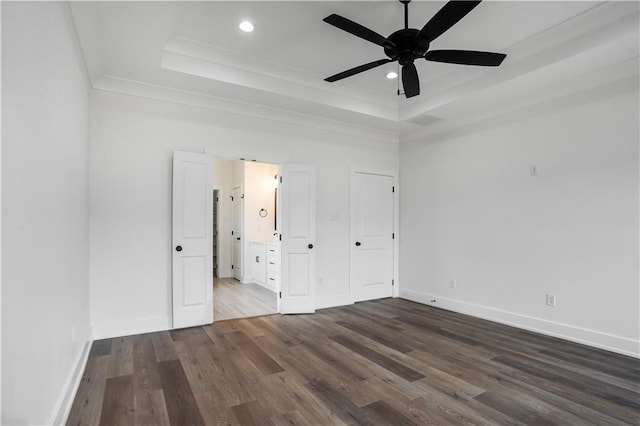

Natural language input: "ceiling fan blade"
[325,59,393,82]
[417,1,482,43]
[425,50,506,66]
[402,63,420,98]
[323,14,395,49]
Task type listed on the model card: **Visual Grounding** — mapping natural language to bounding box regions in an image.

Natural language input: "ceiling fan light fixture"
[385,71,398,79]
[238,20,255,33]
[322,0,506,98]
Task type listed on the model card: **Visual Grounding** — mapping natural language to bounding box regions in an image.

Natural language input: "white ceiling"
[69,1,640,143]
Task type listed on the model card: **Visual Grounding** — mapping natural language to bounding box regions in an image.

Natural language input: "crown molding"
[400,2,639,122]
[400,63,639,145]
[162,36,398,121]
[92,76,400,144]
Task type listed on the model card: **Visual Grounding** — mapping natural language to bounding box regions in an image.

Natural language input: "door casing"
[231,185,243,281]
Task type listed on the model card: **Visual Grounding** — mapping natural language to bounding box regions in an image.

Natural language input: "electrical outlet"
[545,293,556,307]
[530,165,539,176]
[449,279,456,288]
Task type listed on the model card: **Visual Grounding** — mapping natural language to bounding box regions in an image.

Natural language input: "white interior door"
[172,151,214,329]
[231,186,243,280]
[351,171,395,302]
[279,164,316,313]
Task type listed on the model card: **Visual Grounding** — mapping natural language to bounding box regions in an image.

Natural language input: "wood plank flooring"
[214,277,277,321]
[67,298,640,426]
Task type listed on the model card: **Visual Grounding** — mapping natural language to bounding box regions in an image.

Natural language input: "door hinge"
[231,196,234,201]
[392,233,395,239]
[231,230,234,236]
[392,186,395,193]
[231,265,234,269]
[279,292,282,298]
[216,197,219,202]
[392,279,395,286]
[279,234,282,241]
[280,176,283,183]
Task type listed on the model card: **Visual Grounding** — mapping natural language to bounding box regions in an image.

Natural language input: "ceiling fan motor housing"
[384,28,428,65]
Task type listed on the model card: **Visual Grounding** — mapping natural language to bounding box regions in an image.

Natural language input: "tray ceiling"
[69,1,639,143]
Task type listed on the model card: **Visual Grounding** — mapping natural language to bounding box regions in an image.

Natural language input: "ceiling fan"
[323,0,506,98]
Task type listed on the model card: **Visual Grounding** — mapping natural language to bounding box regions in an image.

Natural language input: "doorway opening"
[213,159,280,321]
[172,151,317,328]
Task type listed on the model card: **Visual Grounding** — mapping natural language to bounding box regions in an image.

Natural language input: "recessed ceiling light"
[239,21,255,33]
[385,71,398,79]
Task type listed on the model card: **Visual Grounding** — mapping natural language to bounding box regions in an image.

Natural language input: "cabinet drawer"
[267,263,278,278]
[266,276,278,291]
[266,248,278,264]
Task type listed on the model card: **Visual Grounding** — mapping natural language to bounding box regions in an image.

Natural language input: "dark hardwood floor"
[67,298,640,425]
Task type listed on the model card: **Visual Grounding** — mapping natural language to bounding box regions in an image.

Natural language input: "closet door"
[351,171,395,302]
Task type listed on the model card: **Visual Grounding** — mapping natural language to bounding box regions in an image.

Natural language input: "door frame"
[172,151,320,326]
[210,155,284,316]
[349,167,399,301]
[231,184,244,282]
[212,187,222,278]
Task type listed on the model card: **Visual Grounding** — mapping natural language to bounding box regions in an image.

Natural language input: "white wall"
[1,3,91,424]
[399,90,639,356]
[244,161,278,270]
[89,90,398,338]
[242,162,277,282]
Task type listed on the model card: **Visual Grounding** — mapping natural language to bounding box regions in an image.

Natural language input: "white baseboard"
[399,289,640,358]
[50,339,92,425]
[316,294,354,310]
[92,315,171,340]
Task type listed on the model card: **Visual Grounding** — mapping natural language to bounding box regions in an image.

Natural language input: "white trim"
[392,173,399,299]
[316,294,354,311]
[399,289,640,358]
[399,4,639,131]
[232,183,245,283]
[161,37,397,119]
[93,76,399,144]
[0,3,3,418]
[213,186,224,279]
[50,339,92,425]
[349,167,400,301]
[92,316,170,340]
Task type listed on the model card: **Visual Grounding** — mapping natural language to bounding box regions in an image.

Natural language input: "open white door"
[172,151,214,329]
[351,171,395,302]
[279,164,316,313]
[231,185,243,280]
